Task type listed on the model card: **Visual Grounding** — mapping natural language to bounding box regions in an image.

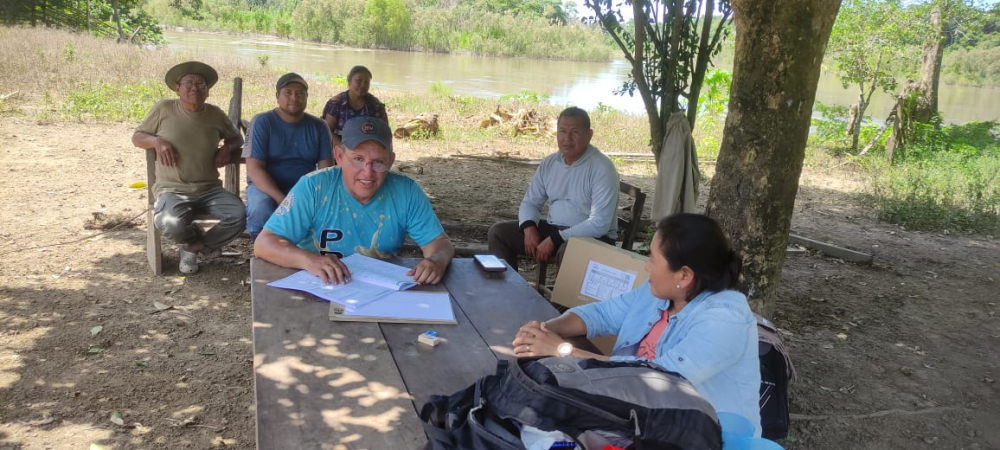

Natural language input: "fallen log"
[394,113,439,139]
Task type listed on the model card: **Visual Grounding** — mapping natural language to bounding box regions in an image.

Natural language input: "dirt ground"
[0,119,997,450]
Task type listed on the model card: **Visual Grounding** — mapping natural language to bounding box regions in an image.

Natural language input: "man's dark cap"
[276,73,308,91]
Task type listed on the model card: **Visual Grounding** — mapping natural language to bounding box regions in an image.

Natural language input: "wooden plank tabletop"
[250,257,570,450]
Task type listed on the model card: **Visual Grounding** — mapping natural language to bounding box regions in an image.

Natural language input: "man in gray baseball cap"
[254,116,455,285]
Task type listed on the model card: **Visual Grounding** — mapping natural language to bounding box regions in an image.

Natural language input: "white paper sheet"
[341,254,417,290]
[580,260,637,301]
[266,270,394,308]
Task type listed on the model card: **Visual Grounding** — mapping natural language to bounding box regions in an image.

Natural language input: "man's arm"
[518,164,549,259]
[214,135,244,168]
[254,228,352,284]
[408,233,455,285]
[517,165,548,229]
[132,131,178,167]
[557,161,620,243]
[245,116,284,201]
[246,158,286,203]
[316,119,334,169]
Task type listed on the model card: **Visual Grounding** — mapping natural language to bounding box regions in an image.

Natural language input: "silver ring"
[526,345,531,352]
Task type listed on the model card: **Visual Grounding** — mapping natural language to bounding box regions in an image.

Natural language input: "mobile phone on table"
[474,254,507,272]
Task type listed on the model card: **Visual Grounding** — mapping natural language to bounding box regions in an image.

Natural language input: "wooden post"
[145,149,162,275]
[225,77,243,196]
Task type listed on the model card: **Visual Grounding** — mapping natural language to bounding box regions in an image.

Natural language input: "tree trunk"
[913,4,945,123]
[705,0,841,317]
[630,0,664,161]
[687,0,716,130]
[110,0,126,43]
[886,80,918,162]
[847,103,859,148]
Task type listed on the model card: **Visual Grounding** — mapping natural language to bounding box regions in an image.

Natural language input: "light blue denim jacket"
[570,281,762,435]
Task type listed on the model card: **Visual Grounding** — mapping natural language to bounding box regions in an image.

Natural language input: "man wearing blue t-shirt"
[254,117,455,285]
[246,73,334,242]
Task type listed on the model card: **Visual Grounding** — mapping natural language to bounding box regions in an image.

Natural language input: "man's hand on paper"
[304,253,352,285]
[408,256,446,285]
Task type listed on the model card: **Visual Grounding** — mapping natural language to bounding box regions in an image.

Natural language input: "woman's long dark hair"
[656,213,742,296]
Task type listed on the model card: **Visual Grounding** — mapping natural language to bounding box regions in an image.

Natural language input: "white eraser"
[417,333,441,347]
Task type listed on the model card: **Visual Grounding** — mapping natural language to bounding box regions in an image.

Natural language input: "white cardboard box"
[551,236,650,355]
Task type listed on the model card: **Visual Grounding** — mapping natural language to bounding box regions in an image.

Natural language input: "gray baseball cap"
[341,117,393,152]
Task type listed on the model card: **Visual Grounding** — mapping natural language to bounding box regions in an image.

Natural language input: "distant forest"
[144,0,612,60]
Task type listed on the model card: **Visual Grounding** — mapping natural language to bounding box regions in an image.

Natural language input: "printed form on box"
[580,260,638,301]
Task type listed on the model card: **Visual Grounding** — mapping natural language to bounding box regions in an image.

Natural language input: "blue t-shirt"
[249,110,333,193]
[263,168,445,257]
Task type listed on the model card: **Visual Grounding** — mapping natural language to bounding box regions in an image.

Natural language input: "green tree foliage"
[290,0,365,44]
[363,0,412,48]
[583,0,733,159]
[146,0,295,36]
[936,2,1000,85]
[463,0,570,24]
[150,0,609,58]
[1,0,163,43]
[828,0,921,153]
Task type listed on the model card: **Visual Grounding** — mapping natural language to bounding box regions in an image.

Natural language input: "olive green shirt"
[137,99,240,197]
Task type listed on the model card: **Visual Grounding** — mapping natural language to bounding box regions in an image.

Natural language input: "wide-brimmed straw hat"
[164,61,219,90]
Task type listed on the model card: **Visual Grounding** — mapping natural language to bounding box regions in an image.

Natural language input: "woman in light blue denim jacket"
[513,213,761,435]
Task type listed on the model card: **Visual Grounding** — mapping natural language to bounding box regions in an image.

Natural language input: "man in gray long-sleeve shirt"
[488,107,620,271]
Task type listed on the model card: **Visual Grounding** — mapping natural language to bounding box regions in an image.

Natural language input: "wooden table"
[250,257,586,449]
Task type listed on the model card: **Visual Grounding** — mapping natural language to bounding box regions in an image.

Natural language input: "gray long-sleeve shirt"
[518,144,620,242]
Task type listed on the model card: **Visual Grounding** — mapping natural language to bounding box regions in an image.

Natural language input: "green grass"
[860,152,999,233]
[857,122,1000,234]
[66,81,169,122]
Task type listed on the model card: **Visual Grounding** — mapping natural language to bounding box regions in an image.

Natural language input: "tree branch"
[862,51,883,108]
[688,0,716,128]
[586,1,635,65]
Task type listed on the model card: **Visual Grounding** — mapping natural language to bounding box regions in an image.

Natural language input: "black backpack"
[756,314,796,440]
[420,356,722,450]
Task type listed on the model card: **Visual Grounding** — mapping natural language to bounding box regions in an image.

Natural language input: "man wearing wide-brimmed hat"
[131,61,246,274]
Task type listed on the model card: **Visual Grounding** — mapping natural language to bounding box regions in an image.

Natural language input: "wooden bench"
[145,77,245,275]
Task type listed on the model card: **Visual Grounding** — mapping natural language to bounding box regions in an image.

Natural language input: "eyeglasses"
[348,156,388,173]
[180,82,208,90]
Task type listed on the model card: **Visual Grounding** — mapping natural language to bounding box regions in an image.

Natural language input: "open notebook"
[266,254,419,310]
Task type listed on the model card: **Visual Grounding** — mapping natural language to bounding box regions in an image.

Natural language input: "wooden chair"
[535,180,647,293]
[145,78,245,275]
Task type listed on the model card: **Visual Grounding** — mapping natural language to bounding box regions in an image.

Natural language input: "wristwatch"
[557,342,573,357]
